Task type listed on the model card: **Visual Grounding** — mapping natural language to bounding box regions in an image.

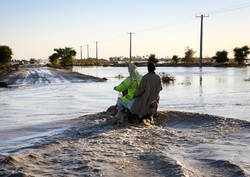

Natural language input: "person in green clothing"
[114,63,142,112]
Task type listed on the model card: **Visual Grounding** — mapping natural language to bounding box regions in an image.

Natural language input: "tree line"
[47,45,249,67]
[0,45,249,70]
[171,45,250,65]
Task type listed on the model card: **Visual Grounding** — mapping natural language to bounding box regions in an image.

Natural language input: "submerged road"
[1,66,104,86]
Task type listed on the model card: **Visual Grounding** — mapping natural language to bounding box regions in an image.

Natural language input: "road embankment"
[0,66,105,87]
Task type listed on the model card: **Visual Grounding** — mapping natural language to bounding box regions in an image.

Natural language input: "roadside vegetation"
[1,45,250,77]
[0,46,13,76]
[46,45,250,67]
[49,47,76,67]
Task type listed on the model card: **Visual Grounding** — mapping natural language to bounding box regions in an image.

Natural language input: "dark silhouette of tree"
[49,53,59,67]
[183,46,196,63]
[148,54,158,64]
[171,55,180,63]
[233,45,250,65]
[0,45,13,66]
[213,50,229,63]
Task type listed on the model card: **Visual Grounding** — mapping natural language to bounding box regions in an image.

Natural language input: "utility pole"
[96,42,98,60]
[196,14,209,68]
[87,44,89,59]
[80,46,82,60]
[128,32,135,64]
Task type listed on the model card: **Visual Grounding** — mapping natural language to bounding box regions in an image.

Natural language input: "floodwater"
[0,66,250,176]
[74,66,250,121]
[1,66,249,130]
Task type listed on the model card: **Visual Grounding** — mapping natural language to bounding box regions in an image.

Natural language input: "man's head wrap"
[128,63,137,77]
[128,63,140,87]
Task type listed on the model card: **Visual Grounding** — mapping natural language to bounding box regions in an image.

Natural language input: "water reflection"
[72,66,250,121]
[1,66,250,132]
[199,68,203,97]
[199,68,203,86]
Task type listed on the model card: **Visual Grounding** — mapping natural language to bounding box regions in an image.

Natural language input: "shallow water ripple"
[1,111,249,177]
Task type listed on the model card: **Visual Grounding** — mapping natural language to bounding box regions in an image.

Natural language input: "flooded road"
[74,66,250,121]
[1,65,250,133]
[1,109,250,176]
[0,66,250,176]
[1,66,103,86]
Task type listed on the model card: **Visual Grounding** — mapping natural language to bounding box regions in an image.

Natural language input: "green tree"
[171,55,180,63]
[183,46,196,63]
[0,45,13,66]
[213,50,229,63]
[148,54,158,64]
[233,45,250,65]
[49,53,59,67]
[53,47,77,66]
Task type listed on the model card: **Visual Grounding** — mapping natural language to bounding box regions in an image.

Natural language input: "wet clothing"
[114,63,142,110]
[130,71,162,116]
[114,73,142,109]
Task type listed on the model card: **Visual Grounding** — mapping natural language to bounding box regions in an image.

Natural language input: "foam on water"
[0,111,249,176]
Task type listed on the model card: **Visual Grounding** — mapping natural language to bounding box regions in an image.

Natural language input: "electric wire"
[207,2,250,15]
[79,2,250,54]
[134,16,195,33]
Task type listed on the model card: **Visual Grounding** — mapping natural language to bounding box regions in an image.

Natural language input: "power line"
[79,16,195,49]
[207,3,250,15]
[134,16,195,33]
[98,34,127,43]
[76,2,250,59]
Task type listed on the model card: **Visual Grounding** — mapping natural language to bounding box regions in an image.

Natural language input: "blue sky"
[1,0,250,60]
